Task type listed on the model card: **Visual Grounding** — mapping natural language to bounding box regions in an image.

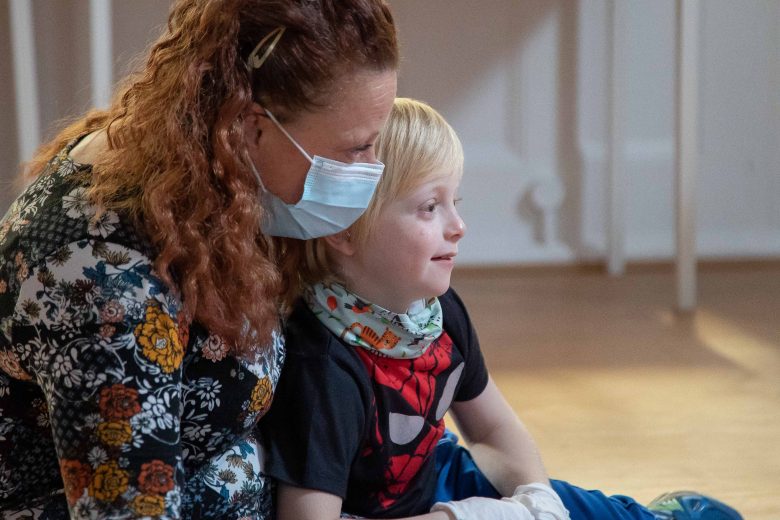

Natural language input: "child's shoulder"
[284,298,359,362]
[439,287,469,322]
[284,299,331,352]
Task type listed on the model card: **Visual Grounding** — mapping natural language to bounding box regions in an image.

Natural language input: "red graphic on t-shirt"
[355,334,455,511]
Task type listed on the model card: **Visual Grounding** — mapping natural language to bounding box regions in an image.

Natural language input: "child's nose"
[447,212,466,240]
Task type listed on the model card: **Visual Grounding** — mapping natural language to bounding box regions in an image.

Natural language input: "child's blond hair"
[279,97,463,304]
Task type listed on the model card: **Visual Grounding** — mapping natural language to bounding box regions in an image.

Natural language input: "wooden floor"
[450,262,780,519]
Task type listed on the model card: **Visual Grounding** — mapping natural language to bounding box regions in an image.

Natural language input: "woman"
[0,0,397,518]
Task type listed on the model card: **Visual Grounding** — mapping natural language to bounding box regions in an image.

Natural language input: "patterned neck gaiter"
[305,282,444,359]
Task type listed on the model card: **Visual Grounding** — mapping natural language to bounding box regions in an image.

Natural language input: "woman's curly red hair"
[24,0,398,356]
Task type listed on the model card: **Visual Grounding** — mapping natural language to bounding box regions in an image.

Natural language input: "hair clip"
[246,26,286,71]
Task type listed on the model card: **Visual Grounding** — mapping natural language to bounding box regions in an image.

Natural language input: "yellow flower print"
[248,376,273,414]
[132,493,165,516]
[97,420,132,446]
[134,302,184,374]
[89,461,129,502]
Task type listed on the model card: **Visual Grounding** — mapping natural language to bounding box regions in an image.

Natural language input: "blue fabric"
[434,431,655,520]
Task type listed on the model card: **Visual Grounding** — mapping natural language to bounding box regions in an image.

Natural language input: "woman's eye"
[454,197,463,205]
[352,144,373,154]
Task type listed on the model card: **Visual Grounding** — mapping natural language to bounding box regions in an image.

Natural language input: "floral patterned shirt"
[0,143,284,519]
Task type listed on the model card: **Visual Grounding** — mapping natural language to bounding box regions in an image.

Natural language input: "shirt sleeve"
[440,288,490,402]
[6,239,185,519]
[260,326,369,500]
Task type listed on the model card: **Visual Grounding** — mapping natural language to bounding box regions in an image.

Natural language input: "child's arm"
[441,377,571,519]
[276,483,451,520]
[449,376,550,496]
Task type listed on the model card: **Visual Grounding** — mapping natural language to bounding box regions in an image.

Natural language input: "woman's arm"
[449,376,549,496]
[10,240,186,517]
[276,484,450,520]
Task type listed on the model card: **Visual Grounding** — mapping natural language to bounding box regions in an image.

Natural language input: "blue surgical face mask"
[250,109,384,239]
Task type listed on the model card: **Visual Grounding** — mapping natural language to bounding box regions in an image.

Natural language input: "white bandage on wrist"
[430,503,458,520]
[430,483,570,520]
[510,483,570,520]
[431,496,534,520]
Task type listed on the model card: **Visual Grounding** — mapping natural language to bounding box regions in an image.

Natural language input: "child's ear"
[323,230,356,256]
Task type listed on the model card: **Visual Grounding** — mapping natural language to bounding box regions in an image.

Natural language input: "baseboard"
[452,257,780,278]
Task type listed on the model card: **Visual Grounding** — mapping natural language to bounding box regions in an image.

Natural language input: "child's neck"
[332,277,414,315]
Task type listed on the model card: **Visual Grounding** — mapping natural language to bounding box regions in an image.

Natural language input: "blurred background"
[1,0,778,518]
[2,0,778,264]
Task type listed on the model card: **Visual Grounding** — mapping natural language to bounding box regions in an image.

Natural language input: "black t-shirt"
[261,288,489,518]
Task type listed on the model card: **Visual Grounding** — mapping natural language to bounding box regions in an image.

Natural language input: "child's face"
[346,168,465,313]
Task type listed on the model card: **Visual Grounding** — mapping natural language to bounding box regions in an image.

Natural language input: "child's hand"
[510,483,570,519]
[430,482,569,520]
[431,496,534,519]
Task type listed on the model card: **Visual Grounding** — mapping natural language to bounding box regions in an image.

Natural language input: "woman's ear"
[323,230,356,257]
[243,102,268,147]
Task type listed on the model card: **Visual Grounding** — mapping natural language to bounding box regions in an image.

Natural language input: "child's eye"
[454,197,463,205]
[420,200,438,213]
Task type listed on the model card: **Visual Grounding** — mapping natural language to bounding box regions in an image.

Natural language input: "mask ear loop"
[263,109,314,164]
[246,26,286,71]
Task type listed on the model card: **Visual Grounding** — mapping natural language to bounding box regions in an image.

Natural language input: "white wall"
[697,0,780,258]
[391,0,780,264]
[2,0,778,265]
[0,0,170,209]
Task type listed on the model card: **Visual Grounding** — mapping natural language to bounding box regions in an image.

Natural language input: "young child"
[261,98,743,520]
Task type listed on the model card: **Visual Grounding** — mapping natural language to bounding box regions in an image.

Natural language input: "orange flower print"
[97,420,132,446]
[98,384,141,420]
[0,222,10,243]
[138,460,175,494]
[201,334,228,362]
[89,461,129,502]
[60,459,92,506]
[99,324,116,338]
[327,295,338,311]
[248,376,273,414]
[100,300,125,323]
[134,302,184,374]
[132,494,165,516]
[177,312,190,348]
[14,251,29,282]
[0,349,32,381]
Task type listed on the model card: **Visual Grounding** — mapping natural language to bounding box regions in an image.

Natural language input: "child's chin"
[432,282,452,298]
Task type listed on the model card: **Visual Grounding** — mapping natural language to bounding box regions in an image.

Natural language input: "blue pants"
[434,431,655,520]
